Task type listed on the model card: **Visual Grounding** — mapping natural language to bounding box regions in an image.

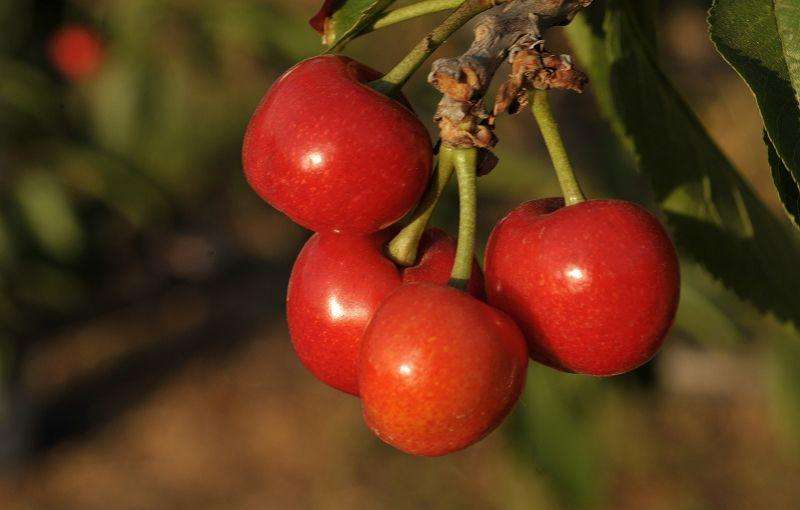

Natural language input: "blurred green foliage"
[0,1,799,508]
[0,0,318,334]
[509,368,607,508]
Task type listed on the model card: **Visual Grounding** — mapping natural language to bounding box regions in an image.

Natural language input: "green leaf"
[14,172,84,262]
[567,1,800,326]
[674,273,746,348]
[55,145,172,228]
[310,0,397,49]
[767,132,800,227]
[776,1,800,108]
[507,367,606,509]
[709,0,800,223]
[765,322,800,455]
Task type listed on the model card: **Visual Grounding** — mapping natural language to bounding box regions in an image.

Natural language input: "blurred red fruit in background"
[47,25,104,81]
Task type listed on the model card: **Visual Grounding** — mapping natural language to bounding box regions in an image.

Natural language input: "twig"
[429,0,592,149]
[374,0,514,95]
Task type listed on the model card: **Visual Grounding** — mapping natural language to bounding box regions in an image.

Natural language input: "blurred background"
[1,0,799,508]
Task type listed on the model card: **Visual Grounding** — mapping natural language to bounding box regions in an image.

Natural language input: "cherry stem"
[387,148,456,266]
[449,146,478,290]
[369,0,466,32]
[529,89,586,206]
[371,0,499,95]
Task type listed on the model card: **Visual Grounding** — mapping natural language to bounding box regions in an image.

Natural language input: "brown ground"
[2,310,799,509]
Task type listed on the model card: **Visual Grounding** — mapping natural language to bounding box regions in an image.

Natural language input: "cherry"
[243,55,433,234]
[402,229,485,298]
[287,228,483,396]
[484,198,680,376]
[359,282,528,456]
[47,25,104,81]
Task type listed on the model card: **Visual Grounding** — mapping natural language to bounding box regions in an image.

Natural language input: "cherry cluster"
[243,55,680,457]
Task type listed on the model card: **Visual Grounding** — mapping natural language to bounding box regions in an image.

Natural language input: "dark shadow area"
[17,262,289,459]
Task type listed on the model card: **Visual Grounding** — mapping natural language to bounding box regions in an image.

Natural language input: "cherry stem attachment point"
[529,89,586,206]
[369,0,466,32]
[388,148,456,266]
[371,0,499,95]
[449,146,478,290]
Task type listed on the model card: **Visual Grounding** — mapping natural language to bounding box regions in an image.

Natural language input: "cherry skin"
[484,198,680,376]
[359,282,528,457]
[287,229,484,396]
[243,55,433,234]
[47,25,104,81]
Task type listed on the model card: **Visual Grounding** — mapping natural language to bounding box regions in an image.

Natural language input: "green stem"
[529,90,586,206]
[371,0,498,95]
[387,148,456,266]
[369,0,466,32]
[449,146,478,291]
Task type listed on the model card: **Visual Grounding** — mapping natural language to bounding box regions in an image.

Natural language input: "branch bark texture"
[429,0,592,148]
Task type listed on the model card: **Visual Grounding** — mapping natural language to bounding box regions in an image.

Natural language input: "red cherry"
[484,198,680,376]
[287,229,483,395]
[47,25,104,81]
[243,55,433,234]
[360,282,528,456]
[403,228,485,299]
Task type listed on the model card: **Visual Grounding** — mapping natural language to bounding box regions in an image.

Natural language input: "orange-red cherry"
[243,55,432,234]
[359,282,528,456]
[484,198,680,376]
[287,229,483,395]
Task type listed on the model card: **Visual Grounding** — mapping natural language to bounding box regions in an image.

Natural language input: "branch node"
[429,0,593,152]
[493,46,588,120]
